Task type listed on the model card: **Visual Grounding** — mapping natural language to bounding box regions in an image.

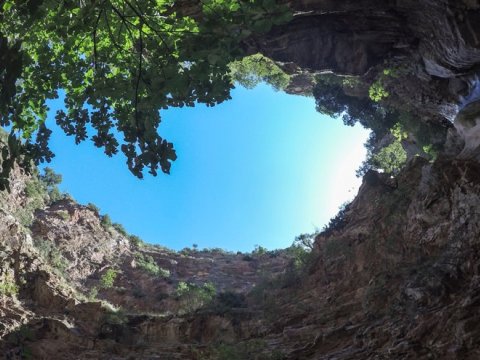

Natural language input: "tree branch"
[93,7,104,70]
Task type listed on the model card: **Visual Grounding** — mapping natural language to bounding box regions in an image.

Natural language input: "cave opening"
[42,82,369,252]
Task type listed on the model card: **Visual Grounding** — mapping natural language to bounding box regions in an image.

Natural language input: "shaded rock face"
[253,0,480,77]
[250,8,410,75]
[3,1,480,359]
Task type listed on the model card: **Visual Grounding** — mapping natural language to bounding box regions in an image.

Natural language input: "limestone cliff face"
[255,158,480,359]
[0,168,290,358]
[4,156,480,359]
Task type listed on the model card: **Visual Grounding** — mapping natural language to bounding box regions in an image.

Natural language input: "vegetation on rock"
[100,268,118,289]
[0,273,18,298]
[135,253,170,277]
[175,281,216,314]
[34,238,69,277]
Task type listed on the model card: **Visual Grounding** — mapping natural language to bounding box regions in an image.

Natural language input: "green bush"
[100,269,117,289]
[252,245,267,256]
[112,222,128,237]
[129,235,143,248]
[20,178,47,226]
[175,281,216,314]
[86,203,100,213]
[368,67,399,102]
[18,167,66,226]
[282,234,317,286]
[88,286,99,300]
[4,325,36,359]
[48,187,63,203]
[39,167,62,188]
[57,210,70,221]
[34,238,68,276]
[372,139,407,175]
[369,80,389,102]
[100,214,112,229]
[24,178,45,199]
[0,276,19,297]
[135,253,170,278]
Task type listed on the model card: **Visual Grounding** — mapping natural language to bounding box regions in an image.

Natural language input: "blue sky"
[43,83,369,252]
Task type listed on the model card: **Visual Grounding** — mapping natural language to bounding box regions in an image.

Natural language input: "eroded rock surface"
[3,1,480,359]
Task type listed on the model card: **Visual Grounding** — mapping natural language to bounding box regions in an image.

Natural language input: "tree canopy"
[0,0,291,187]
[229,53,290,91]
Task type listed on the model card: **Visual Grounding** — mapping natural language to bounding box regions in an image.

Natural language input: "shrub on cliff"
[100,268,118,289]
[129,235,143,248]
[313,74,396,138]
[100,214,112,229]
[282,233,317,286]
[360,123,408,176]
[86,203,100,214]
[320,202,350,237]
[18,167,65,226]
[0,274,18,298]
[33,238,68,277]
[135,253,170,278]
[112,222,128,237]
[175,281,216,314]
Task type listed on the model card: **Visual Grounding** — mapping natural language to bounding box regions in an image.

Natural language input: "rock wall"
[251,0,480,77]
[2,1,480,359]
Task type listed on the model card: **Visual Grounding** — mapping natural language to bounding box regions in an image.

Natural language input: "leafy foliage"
[369,81,390,102]
[86,202,100,214]
[229,53,290,91]
[372,139,407,175]
[320,202,350,237]
[313,72,442,178]
[39,167,62,189]
[252,244,268,256]
[135,253,169,277]
[17,166,64,226]
[0,273,18,297]
[368,68,400,102]
[282,234,316,286]
[100,268,118,288]
[175,281,216,314]
[100,214,113,229]
[313,74,396,137]
[112,222,128,237]
[363,123,407,175]
[57,210,70,221]
[0,0,292,179]
[129,234,143,248]
[33,238,69,276]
